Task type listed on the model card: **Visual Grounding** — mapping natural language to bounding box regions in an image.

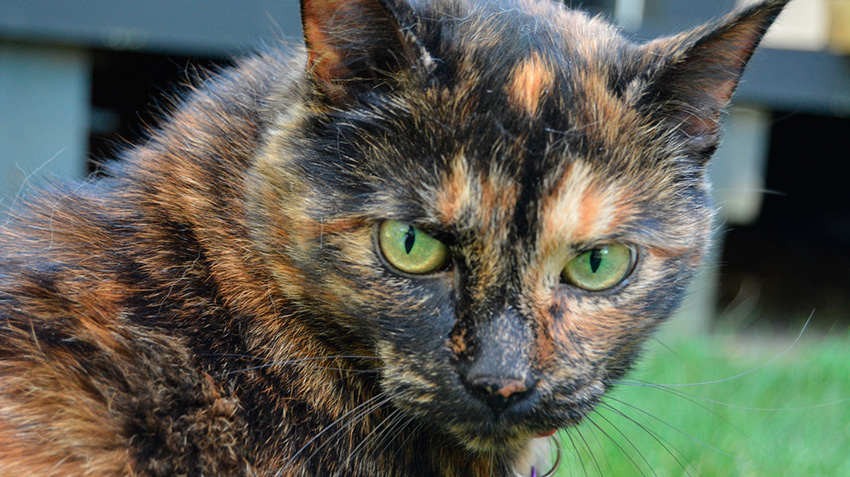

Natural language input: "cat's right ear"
[301,0,429,105]
[636,0,789,160]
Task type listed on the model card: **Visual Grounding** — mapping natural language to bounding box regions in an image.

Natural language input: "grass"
[553,329,850,476]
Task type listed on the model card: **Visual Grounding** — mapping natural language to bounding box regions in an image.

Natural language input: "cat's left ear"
[638,0,789,159]
[301,0,429,105]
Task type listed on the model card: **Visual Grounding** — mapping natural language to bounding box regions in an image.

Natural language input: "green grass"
[553,331,850,476]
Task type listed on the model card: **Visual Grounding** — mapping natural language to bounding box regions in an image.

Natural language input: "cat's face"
[248,0,784,454]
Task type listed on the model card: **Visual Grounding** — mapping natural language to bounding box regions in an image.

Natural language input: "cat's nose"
[466,375,537,414]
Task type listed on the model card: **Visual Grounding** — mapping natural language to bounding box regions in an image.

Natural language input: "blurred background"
[1,0,849,334]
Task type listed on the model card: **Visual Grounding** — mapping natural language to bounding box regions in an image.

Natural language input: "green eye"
[378,220,449,275]
[562,245,634,291]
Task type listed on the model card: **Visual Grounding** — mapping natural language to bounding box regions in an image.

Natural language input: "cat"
[0,0,789,475]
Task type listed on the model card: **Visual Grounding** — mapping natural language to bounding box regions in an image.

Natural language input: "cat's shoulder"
[0,186,251,475]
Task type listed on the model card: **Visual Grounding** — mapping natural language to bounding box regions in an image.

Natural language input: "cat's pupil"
[589,249,604,273]
[404,226,416,254]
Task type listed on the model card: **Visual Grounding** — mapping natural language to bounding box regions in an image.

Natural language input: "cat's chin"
[447,424,562,454]
[454,429,529,454]
[450,430,558,477]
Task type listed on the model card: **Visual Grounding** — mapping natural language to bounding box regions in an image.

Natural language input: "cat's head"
[248,0,787,454]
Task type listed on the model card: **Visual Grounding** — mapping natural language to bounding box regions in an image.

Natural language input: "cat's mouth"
[444,405,586,454]
[380,344,605,453]
[440,380,604,453]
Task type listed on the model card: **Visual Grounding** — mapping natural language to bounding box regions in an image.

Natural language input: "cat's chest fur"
[0,0,788,475]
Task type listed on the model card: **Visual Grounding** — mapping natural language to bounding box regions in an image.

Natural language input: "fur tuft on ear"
[640,0,790,159]
[301,0,422,105]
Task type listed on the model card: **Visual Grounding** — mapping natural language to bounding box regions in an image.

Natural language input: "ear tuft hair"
[640,0,790,159]
[301,0,421,105]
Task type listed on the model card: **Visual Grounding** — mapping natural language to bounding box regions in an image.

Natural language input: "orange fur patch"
[539,162,620,251]
[576,186,603,240]
[451,327,469,355]
[534,314,556,367]
[435,154,473,224]
[506,53,554,116]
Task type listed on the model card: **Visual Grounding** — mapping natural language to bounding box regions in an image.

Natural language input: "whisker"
[205,353,384,362]
[589,411,662,477]
[648,310,813,388]
[572,425,604,477]
[213,355,385,377]
[611,377,767,453]
[712,186,787,197]
[221,363,385,377]
[576,418,616,476]
[277,392,394,474]
[344,407,407,469]
[646,335,681,358]
[298,394,397,473]
[596,403,693,476]
[390,418,426,463]
[601,395,833,476]
[603,395,743,464]
[616,377,850,412]
[581,414,649,477]
[561,427,590,476]
[372,410,414,466]
[344,409,395,465]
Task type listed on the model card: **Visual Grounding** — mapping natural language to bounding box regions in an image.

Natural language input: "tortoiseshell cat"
[0,0,789,475]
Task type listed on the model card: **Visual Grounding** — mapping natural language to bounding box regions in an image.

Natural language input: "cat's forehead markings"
[539,161,624,250]
[506,52,554,117]
[434,153,473,225]
[433,153,519,229]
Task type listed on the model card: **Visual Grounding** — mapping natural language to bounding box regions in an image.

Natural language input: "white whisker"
[596,403,693,476]
[279,393,396,475]
[655,311,813,388]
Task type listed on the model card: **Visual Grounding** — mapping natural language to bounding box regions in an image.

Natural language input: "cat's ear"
[301,0,426,104]
[638,0,788,159]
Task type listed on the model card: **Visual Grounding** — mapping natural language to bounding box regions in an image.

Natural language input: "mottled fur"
[0,0,788,475]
